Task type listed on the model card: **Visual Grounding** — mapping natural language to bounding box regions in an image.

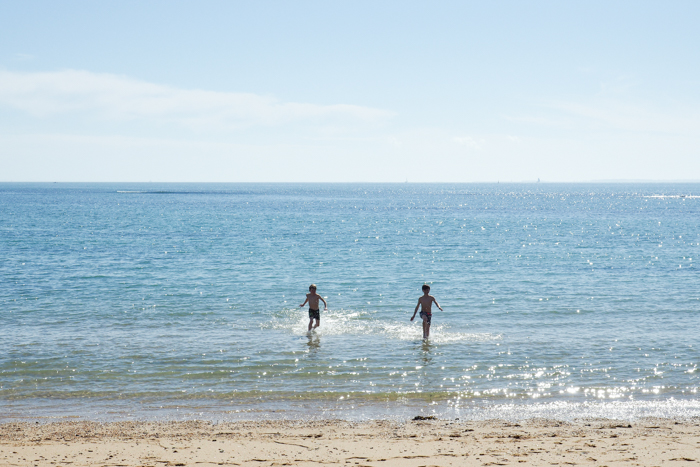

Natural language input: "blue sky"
[1,1,699,182]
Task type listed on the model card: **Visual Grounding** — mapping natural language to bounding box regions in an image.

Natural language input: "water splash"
[262,308,500,344]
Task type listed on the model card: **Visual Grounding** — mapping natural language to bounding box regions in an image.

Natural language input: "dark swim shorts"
[419,311,432,324]
[309,308,320,320]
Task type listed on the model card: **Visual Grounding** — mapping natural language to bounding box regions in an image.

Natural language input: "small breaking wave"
[644,195,700,199]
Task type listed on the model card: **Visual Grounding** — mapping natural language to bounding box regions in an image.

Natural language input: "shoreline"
[4,398,700,425]
[2,418,699,466]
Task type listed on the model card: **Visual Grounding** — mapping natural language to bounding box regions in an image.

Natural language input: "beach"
[2,418,699,466]
[3,184,699,464]
[4,0,700,460]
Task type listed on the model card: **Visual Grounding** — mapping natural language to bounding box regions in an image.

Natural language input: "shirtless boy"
[300,284,328,331]
[410,284,443,339]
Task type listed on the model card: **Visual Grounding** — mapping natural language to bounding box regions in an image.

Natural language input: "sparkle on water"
[1,183,699,421]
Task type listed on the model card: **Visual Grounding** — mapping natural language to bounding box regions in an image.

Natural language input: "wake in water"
[261,308,501,344]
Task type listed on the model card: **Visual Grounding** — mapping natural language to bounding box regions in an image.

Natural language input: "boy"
[410,284,443,339]
[300,284,328,331]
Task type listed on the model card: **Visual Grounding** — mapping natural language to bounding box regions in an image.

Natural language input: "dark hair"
[309,284,317,290]
[422,284,430,291]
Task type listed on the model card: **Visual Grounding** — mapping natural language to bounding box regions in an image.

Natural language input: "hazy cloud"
[453,136,482,150]
[0,70,394,129]
[507,97,700,136]
[547,99,700,135]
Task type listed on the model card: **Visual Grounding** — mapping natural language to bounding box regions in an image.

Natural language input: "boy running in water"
[300,284,327,331]
[410,284,443,339]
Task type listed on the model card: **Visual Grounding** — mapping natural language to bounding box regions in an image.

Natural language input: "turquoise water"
[1,183,699,421]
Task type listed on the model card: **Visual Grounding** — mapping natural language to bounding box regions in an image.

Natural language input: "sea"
[1,183,699,422]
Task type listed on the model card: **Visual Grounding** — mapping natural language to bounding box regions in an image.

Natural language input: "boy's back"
[418,294,437,313]
[306,292,322,309]
[300,284,327,332]
[411,284,442,339]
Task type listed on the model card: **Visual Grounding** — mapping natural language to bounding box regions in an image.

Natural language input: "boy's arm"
[300,297,308,307]
[410,299,420,321]
[433,297,443,311]
[320,296,328,310]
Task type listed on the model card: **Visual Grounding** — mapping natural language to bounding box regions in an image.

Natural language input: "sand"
[1,418,699,466]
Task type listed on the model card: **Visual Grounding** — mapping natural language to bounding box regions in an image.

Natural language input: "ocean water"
[1,183,699,421]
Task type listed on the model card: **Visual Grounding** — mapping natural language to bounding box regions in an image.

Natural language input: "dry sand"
[1,418,699,466]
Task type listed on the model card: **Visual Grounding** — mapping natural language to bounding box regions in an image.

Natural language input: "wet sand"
[1,418,699,466]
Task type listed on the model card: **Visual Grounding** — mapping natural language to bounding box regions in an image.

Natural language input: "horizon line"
[2,180,700,184]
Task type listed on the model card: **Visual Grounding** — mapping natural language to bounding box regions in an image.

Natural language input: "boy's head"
[309,284,317,292]
[422,284,430,292]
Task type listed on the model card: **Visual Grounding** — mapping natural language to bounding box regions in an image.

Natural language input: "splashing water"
[262,307,501,344]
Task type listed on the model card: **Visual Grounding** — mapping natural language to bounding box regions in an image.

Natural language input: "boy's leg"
[421,315,429,338]
[425,321,430,338]
[308,318,314,331]
[313,318,320,329]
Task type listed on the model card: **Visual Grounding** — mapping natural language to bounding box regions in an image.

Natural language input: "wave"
[4,395,700,422]
[116,191,250,195]
[452,399,700,421]
[116,191,206,194]
[644,195,700,199]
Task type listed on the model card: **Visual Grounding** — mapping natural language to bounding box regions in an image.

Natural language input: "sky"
[1,1,699,182]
